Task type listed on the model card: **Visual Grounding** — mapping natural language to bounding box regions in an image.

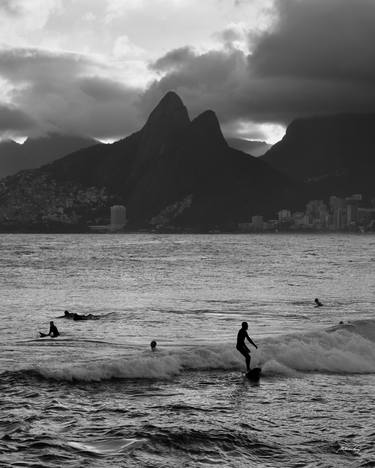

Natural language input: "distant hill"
[0,134,97,178]
[0,91,300,231]
[261,114,375,199]
[226,138,271,157]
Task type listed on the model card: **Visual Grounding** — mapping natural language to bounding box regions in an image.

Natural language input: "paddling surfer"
[236,322,257,372]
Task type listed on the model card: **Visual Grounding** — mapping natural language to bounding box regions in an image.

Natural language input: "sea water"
[0,233,374,467]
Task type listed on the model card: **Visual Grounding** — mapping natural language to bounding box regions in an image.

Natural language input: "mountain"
[261,114,375,199]
[226,138,271,157]
[0,92,300,231]
[0,133,97,178]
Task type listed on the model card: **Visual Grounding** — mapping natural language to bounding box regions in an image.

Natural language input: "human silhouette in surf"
[39,321,60,338]
[314,298,323,307]
[150,340,157,351]
[236,322,257,372]
[58,310,99,320]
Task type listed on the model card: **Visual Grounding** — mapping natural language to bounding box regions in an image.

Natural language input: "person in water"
[59,310,99,320]
[150,340,157,351]
[236,322,257,372]
[39,321,60,338]
[72,313,98,321]
[314,298,323,307]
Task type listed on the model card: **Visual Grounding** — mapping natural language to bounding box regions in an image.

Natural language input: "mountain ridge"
[0,133,97,179]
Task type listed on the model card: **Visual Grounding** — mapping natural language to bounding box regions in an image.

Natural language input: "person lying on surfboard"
[236,321,257,372]
[39,321,60,338]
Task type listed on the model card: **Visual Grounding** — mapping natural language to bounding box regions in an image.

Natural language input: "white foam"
[34,318,375,382]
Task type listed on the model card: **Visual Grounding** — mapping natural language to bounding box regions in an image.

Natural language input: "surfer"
[236,322,257,372]
[59,310,99,320]
[314,298,323,307]
[72,313,99,321]
[39,321,60,338]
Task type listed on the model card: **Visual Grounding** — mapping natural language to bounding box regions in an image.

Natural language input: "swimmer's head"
[150,340,157,351]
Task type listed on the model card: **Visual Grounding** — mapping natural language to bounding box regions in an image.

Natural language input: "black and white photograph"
[0,0,374,466]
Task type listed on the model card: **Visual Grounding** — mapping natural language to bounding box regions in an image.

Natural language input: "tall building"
[110,205,127,231]
[333,207,345,229]
[346,204,358,225]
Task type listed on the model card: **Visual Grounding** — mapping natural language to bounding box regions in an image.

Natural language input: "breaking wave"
[3,319,375,383]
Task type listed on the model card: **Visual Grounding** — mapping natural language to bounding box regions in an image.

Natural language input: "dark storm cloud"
[0,47,141,138]
[0,104,35,131]
[142,0,375,132]
[251,0,375,82]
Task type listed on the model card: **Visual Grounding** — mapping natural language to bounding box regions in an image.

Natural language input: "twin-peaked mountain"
[41,92,299,228]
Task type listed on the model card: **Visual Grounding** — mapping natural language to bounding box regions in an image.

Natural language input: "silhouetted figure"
[236,322,257,372]
[314,298,323,307]
[39,321,60,338]
[72,312,99,321]
[150,340,157,351]
[57,310,73,319]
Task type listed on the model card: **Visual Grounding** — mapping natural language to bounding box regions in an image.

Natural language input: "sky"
[0,0,375,144]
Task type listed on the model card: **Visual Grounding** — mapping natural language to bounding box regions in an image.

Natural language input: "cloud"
[0,103,35,131]
[142,0,375,140]
[1,0,375,143]
[112,35,146,59]
[0,46,142,139]
[151,47,196,72]
[0,0,62,31]
[251,0,375,82]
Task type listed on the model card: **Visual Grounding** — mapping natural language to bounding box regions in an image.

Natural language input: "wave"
[259,318,375,376]
[3,319,375,383]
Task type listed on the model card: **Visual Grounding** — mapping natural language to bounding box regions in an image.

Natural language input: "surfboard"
[246,367,262,381]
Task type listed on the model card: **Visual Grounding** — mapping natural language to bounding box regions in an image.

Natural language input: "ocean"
[0,233,374,467]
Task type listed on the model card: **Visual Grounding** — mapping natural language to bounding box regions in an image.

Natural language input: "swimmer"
[314,298,323,307]
[150,340,157,351]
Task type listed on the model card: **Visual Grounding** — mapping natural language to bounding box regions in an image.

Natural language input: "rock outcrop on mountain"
[0,91,300,231]
[0,133,97,178]
[261,114,375,199]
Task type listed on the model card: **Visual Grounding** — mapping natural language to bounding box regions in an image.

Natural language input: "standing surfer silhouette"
[236,322,257,372]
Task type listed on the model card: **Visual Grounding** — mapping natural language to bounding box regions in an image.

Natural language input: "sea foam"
[29,318,375,382]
